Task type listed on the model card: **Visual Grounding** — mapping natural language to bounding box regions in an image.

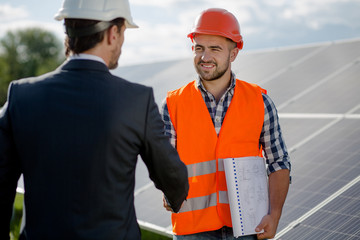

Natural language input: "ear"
[107,25,119,45]
[230,47,239,62]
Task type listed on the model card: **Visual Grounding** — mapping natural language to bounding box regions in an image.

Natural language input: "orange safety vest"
[166,79,266,235]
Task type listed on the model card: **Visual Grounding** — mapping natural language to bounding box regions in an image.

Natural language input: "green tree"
[0,28,64,105]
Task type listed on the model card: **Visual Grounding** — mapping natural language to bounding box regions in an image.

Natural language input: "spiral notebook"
[223,157,269,237]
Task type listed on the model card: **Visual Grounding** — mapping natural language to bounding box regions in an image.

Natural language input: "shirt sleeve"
[260,93,291,176]
[160,98,177,148]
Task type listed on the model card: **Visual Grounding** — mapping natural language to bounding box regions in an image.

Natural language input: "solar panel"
[134,184,171,230]
[277,119,360,239]
[233,45,322,85]
[278,181,360,239]
[279,63,360,113]
[261,40,360,107]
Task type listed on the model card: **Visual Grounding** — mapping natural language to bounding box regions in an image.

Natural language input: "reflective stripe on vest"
[179,191,229,213]
[186,159,226,177]
[187,160,216,177]
[167,79,265,235]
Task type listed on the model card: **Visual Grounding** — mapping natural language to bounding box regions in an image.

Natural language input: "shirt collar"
[69,54,107,66]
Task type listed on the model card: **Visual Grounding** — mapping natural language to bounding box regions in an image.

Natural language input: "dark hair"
[64,18,125,57]
[226,38,237,49]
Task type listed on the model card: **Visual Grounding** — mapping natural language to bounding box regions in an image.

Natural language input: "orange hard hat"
[187,8,243,50]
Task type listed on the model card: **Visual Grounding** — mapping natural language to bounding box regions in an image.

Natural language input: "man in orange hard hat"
[161,8,291,240]
[0,0,189,239]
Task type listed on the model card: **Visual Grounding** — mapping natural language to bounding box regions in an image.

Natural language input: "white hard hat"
[54,0,138,29]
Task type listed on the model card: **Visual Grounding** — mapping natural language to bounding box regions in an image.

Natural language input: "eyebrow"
[209,45,223,50]
[194,44,204,49]
[194,44,223,50]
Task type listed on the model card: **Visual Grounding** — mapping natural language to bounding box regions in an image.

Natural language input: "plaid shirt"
[161,74,291,175]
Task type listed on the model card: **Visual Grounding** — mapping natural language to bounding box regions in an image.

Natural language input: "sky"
[1,0,360,67]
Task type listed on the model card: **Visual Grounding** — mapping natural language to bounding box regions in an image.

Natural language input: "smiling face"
[193,34,239,82]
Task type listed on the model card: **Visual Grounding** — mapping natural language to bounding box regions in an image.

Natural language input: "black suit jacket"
[0,60,188,240]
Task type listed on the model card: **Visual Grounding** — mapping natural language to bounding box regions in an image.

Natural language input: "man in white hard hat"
[0,0,189,239]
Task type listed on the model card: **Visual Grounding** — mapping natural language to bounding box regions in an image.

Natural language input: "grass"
[141,229,172,240]
[9,193,171,240]
[10,193,24,240]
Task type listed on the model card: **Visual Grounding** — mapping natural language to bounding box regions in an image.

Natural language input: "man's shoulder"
[10,70,59,90]
[235,79,267,94]
[167,80,197,98]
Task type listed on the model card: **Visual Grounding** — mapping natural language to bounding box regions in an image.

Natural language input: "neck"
[82,35,113,68]
[201,70,232,102]
[83,48,109,67]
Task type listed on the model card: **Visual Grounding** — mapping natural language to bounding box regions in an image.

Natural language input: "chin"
[109,62,119,70]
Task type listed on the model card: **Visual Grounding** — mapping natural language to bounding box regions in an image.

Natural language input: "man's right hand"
[163,195,174,212]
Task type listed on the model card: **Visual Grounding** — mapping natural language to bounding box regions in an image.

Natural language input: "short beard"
[108,61,118,70]
[195,60,229,81]
[108,49,121,70]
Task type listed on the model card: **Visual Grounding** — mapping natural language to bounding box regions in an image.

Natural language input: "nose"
[201,49,212,62]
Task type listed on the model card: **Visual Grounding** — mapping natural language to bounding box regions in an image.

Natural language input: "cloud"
[0,4,29,22]
[0,19,64,41]
[1,0,359,67]
[122,0,360,64]
[281,0,360,29]
[131,0,195,8]
[0,4,64,39]
[120,18,193,65]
